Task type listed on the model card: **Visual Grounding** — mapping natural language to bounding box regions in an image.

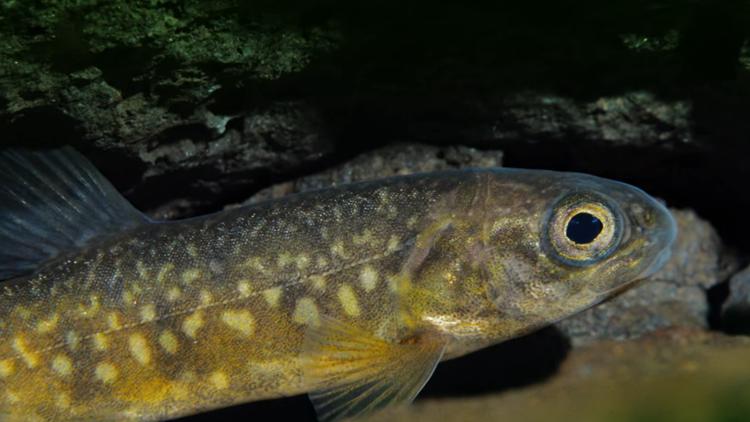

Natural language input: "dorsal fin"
[0,146,149,279]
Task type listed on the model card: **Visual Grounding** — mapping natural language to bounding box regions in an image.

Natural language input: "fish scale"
[0,147,676,421]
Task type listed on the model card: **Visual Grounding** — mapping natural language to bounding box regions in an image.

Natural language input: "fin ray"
[304,316,445,422]
[0,147,149,279]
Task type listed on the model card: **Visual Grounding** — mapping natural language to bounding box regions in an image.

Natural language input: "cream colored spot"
[157,263,175,283]
[277,252,292,268]
[12,336,39,368]
[166,286,182,302]
[56,392,71,409]
[387,235,400,253]
[52,354,73,376]
[6,391,19,404]
[121,290,135,305]
[107,312,122,330]
[140,304,157,322]
[129,334,151,365]
[295,254,310,270]
[95,362,118,384]
[331,240,348,259]
[55,393,70,409]
[237,280,252,297]
[262,288,282,307]
[65,331,80,351]
[136,261,149,279]
[37,313,59,333]
[93,333,109,351]
[352,229,374,245]
[182,311,205,338]
[337,284,361,317]
[293,297,320,327]
[316,256,329,268]
[209,371,229,389]
[309,275,326,290]
[181,269,201,284]
[0,359,14,377]
[359,266,379,292]
[79,296,100,317]
[221,310,255,337]
[159,331,179,355]
[187,244,199,258]
[199,290,213,305]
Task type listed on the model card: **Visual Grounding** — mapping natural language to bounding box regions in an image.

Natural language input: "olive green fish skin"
[0,169,676,421]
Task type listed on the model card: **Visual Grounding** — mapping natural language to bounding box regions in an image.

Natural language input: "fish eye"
[543,193,623,266]
[566,212,603,244]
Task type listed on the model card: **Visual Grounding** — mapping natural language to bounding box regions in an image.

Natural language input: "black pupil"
[566,213,603,244]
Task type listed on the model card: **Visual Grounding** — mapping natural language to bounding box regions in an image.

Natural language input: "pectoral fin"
[302,316,446,422]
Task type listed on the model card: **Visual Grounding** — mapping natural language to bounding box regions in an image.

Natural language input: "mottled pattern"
[0,169,676,421]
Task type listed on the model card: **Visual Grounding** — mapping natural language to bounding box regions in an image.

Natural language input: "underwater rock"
[361,328,750,422]
[557,209,739,345]
[239,143,504,205]
[722,265,750,334]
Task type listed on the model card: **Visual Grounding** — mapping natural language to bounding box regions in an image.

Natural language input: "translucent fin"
[303,316,446,422]
[0,147,148,279]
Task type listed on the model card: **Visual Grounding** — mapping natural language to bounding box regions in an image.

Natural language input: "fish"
[0,147,676,422]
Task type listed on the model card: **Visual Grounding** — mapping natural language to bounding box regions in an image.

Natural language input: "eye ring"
[543,193,623,267]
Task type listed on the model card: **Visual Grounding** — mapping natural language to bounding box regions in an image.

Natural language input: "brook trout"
[0,147,676,421]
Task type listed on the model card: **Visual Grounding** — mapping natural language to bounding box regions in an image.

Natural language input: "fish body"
[0,148,676,421]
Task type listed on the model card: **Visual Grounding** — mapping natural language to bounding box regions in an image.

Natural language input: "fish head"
[476,169,677,335]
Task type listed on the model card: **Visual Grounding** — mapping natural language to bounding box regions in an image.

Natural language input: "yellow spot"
[37,313,59,333]
[63,331,79,351]
[52,354,73,376]
[187,244,199,258]
[262,288,282,307]
[296,254,310,270]
[122,290,135,305]
[293,297,320,327]
[166,286,182,302]
[221,310,255,337]
[244,257,267,273]
[157,263,175,283]
[129,334,151,365]
[95,362,118,384]
[159,330,179,355]
[181,269,201,284]
[209,371,229,389]
[140,304,157,322]
[0,359,14,377]
[352,229,374,245]
[12,336,39,368]
[277,252,292,268]
[237,280,252,297]
[93,333,109,351]
[359,265,379,292]
[136,261,149,279]
[199,290,213,305]
[107,312,122,330]
[331,240,348,259]
[182,311,205,338]
[316,256,329,268]
[56,392,71,409]
[387,235,400,253]
[79,296,100,317]
[337,284,361,317]
[309,275,326,290]
[6,391,19,404]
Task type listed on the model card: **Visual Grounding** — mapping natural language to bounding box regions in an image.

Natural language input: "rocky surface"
[722,265,750,335]
[362,328,750,422]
